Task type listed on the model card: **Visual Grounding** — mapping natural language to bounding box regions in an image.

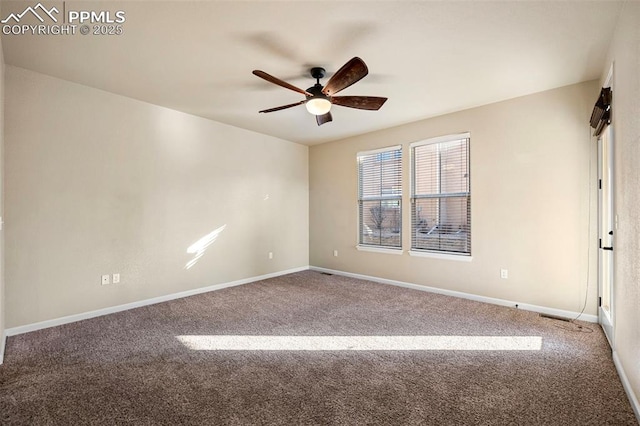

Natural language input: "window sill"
[409,250,472,262]
[356,245,404,255]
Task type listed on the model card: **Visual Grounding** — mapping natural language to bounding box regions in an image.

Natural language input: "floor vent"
[320,272,333,276]
[539,313,571,322]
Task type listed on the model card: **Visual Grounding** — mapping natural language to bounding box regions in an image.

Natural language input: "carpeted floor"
[0,270,637,425]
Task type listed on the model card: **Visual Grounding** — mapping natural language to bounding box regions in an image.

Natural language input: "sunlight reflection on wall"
[184,224,227,270]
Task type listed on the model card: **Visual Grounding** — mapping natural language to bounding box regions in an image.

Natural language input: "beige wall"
[310,80,599,314]
[0,37,5,362]
[4,66,309,328]
[605,0,640,413]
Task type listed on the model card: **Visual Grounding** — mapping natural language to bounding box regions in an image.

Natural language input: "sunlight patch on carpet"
[176,335,542,351]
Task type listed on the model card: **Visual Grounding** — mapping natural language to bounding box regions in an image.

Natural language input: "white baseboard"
[0,331,6,365]
[613,351,640,423]
[310,266,598,323]
[5,266,310,337]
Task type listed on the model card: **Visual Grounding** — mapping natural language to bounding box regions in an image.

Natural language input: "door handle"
[603,230,614,250]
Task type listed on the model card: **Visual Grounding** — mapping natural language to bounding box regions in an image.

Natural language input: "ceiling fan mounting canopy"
[252,57,387,126]
[310,67,326,80]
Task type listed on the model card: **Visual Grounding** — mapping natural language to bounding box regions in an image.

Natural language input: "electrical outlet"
[101,275,110,285]
[500,269,509,279]
[268,252,273,259]
[112,273,120,284]
[333,250,338,257]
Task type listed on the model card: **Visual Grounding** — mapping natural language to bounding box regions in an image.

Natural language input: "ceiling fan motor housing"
[306,84,327,99]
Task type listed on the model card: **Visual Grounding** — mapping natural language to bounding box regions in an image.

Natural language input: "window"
[357,145,402,249]
[411,133,470,255]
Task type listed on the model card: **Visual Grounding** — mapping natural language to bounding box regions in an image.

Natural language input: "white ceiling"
[1,1,622,145]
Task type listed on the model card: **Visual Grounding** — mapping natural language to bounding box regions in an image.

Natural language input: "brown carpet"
[0,270,636,425]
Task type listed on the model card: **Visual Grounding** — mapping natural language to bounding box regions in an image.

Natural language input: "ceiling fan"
[252,57,387,126]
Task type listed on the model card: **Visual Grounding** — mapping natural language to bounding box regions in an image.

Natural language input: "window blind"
[411,135,470,255]
[357,146,402,248]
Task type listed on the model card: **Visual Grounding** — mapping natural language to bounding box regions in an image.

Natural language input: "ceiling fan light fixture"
[305,97,332,115]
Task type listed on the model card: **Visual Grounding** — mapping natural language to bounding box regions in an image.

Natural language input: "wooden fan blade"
[316,111,333,126]
[331,96,387,110]
[259,100,306,113]
[253,70,312,96]
[322,57,368,96]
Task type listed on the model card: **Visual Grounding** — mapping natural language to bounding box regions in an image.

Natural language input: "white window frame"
[410,133,471,259]
[356,145,403,252]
